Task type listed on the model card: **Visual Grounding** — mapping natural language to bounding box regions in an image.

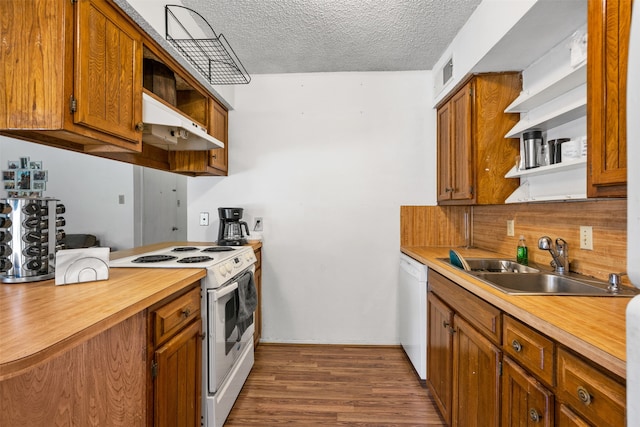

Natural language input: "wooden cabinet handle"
[529,408,541,422]
[135,122,144,132]
[181,308,191,318]
[577,386,592,405]
[511,339,523,352]
[443,321,450,329]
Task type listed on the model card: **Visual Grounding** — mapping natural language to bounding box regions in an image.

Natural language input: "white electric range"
[111,244,257,427]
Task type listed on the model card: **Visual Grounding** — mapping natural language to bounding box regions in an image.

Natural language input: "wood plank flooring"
[226,344,446,426]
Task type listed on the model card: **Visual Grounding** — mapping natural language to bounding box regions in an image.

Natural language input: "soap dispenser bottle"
[517,235,528,265]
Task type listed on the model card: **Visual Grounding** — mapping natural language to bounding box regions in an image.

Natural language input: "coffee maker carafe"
[217,207,250,246]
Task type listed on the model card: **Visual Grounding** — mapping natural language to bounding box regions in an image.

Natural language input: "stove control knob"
[218,266,227,276]
[225,262,233,273]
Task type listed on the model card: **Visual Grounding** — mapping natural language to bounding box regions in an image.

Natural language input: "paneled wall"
[474,200,626,281]
[400,205,470,247]
[401,200,627,282]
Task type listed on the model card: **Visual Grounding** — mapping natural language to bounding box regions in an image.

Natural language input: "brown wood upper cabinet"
[587,0,630,197]
[167,97,229,176]
[1,0,230,176]
[209,99,229,173]
[0,0,144,151]
[436,73,522,205]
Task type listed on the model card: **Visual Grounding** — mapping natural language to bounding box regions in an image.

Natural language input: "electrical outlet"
[199,212,209,226]
[254,217,263,232]
[506,220,515,237]
[580,226,593,250]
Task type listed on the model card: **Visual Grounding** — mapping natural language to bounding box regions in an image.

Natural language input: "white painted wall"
[0,137,136,250]
[432,0,536,104]
[124,0,236,107]
[187,71,436,344]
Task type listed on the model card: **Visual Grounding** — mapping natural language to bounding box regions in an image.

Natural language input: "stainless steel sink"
[439,257,540,273]
[438,256,639,296]
[473,272,638,296]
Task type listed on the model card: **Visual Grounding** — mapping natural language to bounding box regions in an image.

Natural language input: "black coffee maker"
[217,207,250,246]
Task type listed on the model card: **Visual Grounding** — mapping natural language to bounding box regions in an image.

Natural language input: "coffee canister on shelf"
[523,130,543,169]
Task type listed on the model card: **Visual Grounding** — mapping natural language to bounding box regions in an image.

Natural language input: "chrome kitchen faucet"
[538,236,569,274]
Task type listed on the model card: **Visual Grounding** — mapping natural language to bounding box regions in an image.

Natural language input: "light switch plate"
[506,220,515,237]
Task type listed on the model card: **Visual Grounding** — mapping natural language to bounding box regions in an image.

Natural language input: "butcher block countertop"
[0,241,261,380]
[402,246,632,380]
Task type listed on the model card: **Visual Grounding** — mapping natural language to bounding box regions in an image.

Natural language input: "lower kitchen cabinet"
[556,347,625,427]
[453,315,501,426]
[427,292,454,425]
[557,403,591,427]
[149,285,202,427]
[426,270,626,427]
[502,356,554,426]
[427,270,502,427]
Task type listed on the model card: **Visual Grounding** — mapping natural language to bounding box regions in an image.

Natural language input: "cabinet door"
[154,320,202,427]
[587,0,630,197]
[502,356,554,427]
[426,292,454,425]
[437,102,453,201]
[449,81,474,202]
[209,99,228,172]
[452,314,501,427]
[75,0,143,147]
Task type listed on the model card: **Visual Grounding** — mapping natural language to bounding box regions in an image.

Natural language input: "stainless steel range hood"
[141,93,224,151]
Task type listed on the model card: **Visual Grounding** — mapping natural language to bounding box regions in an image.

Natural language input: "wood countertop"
[402,246,631,380]
[0,241,261,380]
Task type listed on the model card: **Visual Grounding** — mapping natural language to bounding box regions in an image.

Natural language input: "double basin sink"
[439,257,638,297]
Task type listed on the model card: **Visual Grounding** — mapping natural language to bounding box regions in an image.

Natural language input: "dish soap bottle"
[517,235,528,265]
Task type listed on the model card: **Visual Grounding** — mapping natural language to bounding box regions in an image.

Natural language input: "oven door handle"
[213,282,238,301]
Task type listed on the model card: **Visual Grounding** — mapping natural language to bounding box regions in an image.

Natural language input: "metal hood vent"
[165,5,250,85]
[141,93,224,151]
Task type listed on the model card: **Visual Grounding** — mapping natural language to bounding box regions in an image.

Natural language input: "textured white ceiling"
[180,0,483,74]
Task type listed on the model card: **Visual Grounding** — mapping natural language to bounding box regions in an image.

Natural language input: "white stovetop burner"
[110,245,256,288]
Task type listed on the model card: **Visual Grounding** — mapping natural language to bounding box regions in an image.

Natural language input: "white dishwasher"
[399,253,428,380]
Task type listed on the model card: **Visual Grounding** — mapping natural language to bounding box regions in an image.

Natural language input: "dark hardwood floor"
[226,344,446,426]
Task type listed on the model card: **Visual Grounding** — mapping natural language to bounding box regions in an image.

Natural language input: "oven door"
[207,271,254,394]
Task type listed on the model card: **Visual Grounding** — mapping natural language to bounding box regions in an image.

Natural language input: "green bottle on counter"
[517,235,528,265]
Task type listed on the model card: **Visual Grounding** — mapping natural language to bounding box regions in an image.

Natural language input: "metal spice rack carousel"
[165,4,251,85]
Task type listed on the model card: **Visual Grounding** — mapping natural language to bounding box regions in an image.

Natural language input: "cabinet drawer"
[556,347,625,427]
[428,270,501,344]
[153,287,201,346]
[557,403,590,427]
[503,316,555,386]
